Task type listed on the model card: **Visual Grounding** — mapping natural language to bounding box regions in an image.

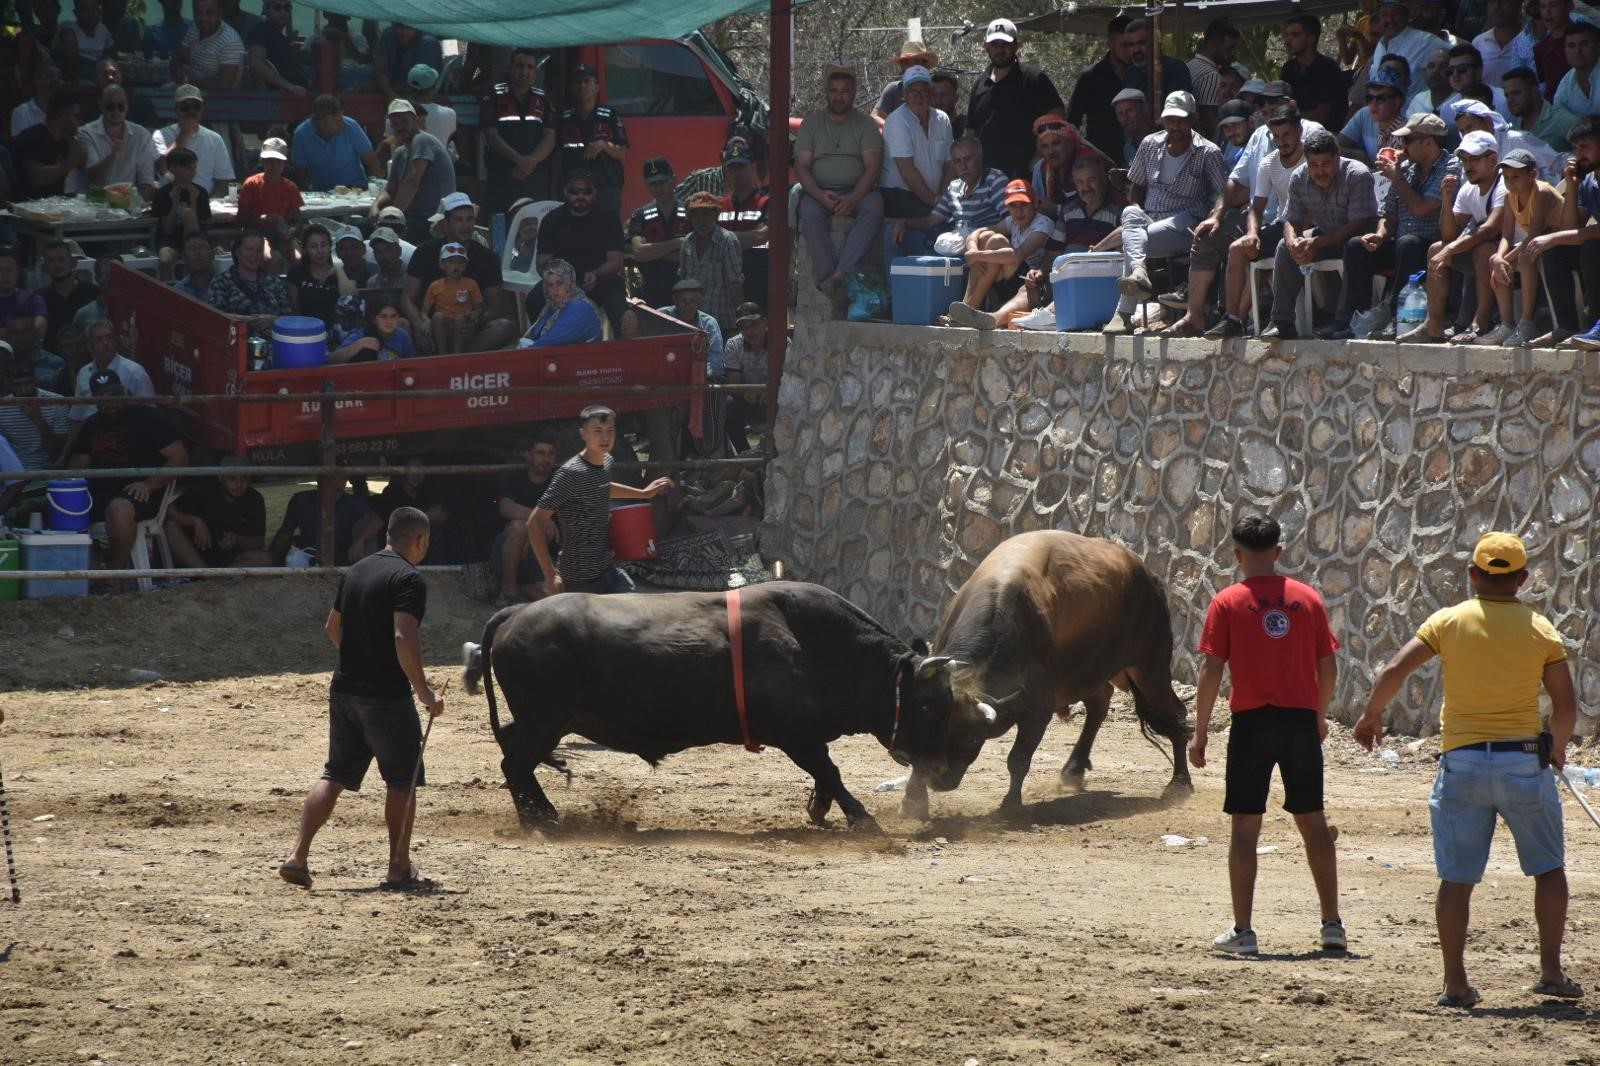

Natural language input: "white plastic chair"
[91,482,176,592]
[1251,258,1344,336]
[500,199,562,292]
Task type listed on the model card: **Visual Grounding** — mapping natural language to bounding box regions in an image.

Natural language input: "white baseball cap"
[439,191,474,215]
[1160,90,1197,120]
[985,17,1018,42]
[1456,130,1500,157]
[258,137,288,161]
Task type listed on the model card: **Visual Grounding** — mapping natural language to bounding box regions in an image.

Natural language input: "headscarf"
[524,259,602,343]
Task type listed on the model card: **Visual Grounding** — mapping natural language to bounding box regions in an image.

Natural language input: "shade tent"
[1015,0,1358,38]
[297,0,797,48]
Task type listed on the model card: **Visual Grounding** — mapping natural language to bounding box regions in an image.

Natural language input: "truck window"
[602,43,722,116]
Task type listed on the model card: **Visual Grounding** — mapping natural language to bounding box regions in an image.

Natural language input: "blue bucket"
[47,478,93,531]
[271,315,329,369]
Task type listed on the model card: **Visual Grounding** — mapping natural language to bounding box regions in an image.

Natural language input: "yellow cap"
[1472,531,1527,573]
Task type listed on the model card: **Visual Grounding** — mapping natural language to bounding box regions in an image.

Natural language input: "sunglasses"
[178,101,202,111]
[1448,63,1480,75]
[102,102,126,111]
[1366,92,1400,103]
[566,186,596,195]
[1034,121,1068,135]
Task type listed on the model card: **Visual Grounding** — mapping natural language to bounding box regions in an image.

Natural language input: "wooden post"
[765,0,793,441]
[1150,2,1164,106]
[318,382,337,568]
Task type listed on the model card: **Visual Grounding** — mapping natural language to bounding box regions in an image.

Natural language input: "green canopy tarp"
[301,0,783,48]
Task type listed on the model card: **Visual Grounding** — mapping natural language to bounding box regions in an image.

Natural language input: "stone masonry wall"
[761,318,1600,736]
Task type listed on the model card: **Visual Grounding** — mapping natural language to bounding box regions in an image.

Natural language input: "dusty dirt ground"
[1,577,1598,1065]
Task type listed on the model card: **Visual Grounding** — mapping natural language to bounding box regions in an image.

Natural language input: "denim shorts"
[1430,748,1564,884]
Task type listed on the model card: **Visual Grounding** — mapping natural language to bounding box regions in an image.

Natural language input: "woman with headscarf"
[518,259,603,348]
[208,231,291,337]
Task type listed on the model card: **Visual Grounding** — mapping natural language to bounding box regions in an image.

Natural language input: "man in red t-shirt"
[1190,513,1344,956]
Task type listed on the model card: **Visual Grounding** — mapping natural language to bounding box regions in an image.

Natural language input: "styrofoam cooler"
[20,531,91,598]
[890,256,966,325]
[1050,251,1122,330]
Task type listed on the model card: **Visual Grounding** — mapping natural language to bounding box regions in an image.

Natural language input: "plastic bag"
[845,271,889,321]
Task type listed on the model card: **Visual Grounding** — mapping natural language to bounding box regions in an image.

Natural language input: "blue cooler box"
[1051,252,1122,330]
[890,256,966,325]
[20,531,91,599]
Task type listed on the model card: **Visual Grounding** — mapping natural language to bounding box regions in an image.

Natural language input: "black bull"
[895,531,1195,820]
[461,581,985,830]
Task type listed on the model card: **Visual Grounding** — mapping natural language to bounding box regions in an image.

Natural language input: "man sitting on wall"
[794,65,884,308]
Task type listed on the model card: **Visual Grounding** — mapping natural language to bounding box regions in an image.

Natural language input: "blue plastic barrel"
[46,478,92,531]
[271,316,329,369]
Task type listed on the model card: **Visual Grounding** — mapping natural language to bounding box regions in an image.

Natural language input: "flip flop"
[1437,986,1481,1009]
[1530,976,1585,999]
[278,862,312,889]
[380,865,438,893]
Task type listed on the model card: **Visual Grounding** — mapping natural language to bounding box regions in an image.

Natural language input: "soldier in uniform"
[481,47,555,213]
[717,136,770,310]
[626,156,691,309]
[557,62,629,215]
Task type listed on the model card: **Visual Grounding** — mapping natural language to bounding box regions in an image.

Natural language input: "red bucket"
[608,502,659,561]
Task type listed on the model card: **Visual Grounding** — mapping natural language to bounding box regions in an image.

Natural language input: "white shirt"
[1230,119,1324,188]
[1372,26,1449,98]
[1453,174,1507,226]
[998,211,1055,270]
[880,103,953,197]
[179,23,245,84]
[1554,66,1600,118]
[71,355,156,423]
[154,124,237,193]
[9,98,45,138]
[1471,27,1536,84]
[1254,148,1304,225]
[68,119,157,194]
[1439,87,1511,125]
[1407,88,1458,117]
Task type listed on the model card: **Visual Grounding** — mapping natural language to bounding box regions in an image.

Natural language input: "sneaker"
[1014,306,1058,331]
[1571,319,1600,350]
[946,301,997,330]
[1212,925,1259,954]
[1320,919,1348,951]
[1259,322,1297,341]
[1204,314,1244,339]
[1157,287,1188,309]
[1473,322,1514,346]
[1371,321,1397,341]
[1117,266,1153,300]
[1102,312,1133,334]
[1507,320,1542,348]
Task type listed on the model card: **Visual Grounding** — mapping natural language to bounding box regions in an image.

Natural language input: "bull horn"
[981,687,1024,709]
[976,702,999,724]
[916,655,953,680]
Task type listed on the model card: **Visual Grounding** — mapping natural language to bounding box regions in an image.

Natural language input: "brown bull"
[894,531,1194,819]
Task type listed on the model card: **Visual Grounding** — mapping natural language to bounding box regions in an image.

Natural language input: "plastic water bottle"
[1563,765,1600,788]
[1396,271,1428,330]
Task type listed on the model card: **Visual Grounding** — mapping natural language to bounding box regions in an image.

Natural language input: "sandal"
[1159,320,1202,338]
[380,864,438,893]
[277,862,313,889]
[1437,986,1481,1009]
[1530,975,1585,999]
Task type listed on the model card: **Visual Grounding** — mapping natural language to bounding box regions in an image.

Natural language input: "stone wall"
[761,316,1600,736]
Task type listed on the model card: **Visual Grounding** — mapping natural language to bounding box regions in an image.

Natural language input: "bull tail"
[463,606,519,744]
[1122,569,1194,752]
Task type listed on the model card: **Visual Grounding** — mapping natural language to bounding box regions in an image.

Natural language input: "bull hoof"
[993,799,1027,824]
[1059,765,1088,793]
[900,795,930,821]
[846,812,881,833]
[806,788,833,827]
[1161,777,1195,803]
[515,804,559,828]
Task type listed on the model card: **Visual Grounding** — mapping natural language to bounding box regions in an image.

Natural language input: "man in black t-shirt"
[527,168,627,332]
[70,371,188,571]
[165,460,270,567]
[1279,15,1348,128]
[402,192,518,354]
[280,507,444,892]
[12,95,86,201]
[267,475,382,566]
[489,432,559,604]
[967,19,1066,178]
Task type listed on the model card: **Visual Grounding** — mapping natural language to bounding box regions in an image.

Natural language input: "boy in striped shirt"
[526,406,671,596]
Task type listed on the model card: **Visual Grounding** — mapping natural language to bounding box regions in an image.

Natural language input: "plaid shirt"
[1127,131,1226,220]
[679,225,745,333]
[931,167,1008,235]
[1287,158,1379,233]
[1384,151,1462,243]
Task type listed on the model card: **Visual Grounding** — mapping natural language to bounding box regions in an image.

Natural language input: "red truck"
[103,265,707,463]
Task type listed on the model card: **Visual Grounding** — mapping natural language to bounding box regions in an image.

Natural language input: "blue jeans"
[565,566,635,595]
[1430,748,1563,884]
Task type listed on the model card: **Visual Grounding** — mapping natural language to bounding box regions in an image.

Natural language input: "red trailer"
[102,264,707,463]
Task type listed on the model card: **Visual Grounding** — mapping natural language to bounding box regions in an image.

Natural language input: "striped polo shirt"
[180,23,245,82]
[930,166,1007,235]
[539,452,617,583]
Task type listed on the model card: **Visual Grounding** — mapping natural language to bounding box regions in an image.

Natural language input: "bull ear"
[916,655,952,681]
[911,637,931,656]
[976,702,999,724]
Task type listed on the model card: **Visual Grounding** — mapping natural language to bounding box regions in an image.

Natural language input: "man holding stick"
[280,506,443,892]
[1355,532,1583,1008]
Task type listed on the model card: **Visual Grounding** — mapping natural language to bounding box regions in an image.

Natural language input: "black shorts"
[1223,706,1324,815]
[90,485,165,523]
[323,690,424,791]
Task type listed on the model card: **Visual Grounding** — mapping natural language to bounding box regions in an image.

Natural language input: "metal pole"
[5,383,772,407]
[2,456,773,481]
[318,382,337,569]
[767,0,793,433]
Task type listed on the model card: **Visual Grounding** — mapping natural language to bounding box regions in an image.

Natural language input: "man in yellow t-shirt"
[1354,532,1581,1009]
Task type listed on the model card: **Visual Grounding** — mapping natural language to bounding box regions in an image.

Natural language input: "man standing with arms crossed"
[1355,532,1583,1008]
[1190,514,1344,956]
[280,506,444,892]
